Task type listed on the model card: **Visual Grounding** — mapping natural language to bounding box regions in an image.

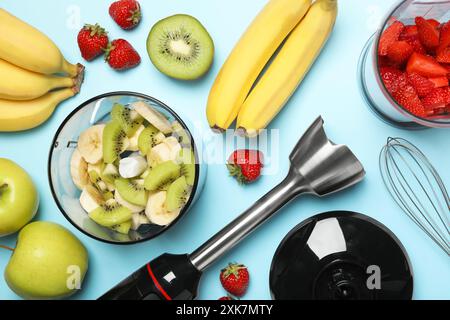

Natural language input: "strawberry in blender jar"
[358,0,450,129]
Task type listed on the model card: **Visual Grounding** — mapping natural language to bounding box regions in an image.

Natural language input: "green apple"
[4,221,88,300]
[0,158,39,237]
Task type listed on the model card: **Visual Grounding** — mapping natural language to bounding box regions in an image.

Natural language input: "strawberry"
[218,295,234,301]
[387,41,413,64]
[380,67,405,94]
[399,25,418,41]
[422,87,450,110]
[379,21,404,56]
[220,263,249,297]
[439,21,450,49]
[429,76,449,88]
[77,24,109,61]
[405,37,427,54]
[227,149,263,184]
[415,17,440,50]
[427,19,441,29]
[406,52,448,78]
[392,82,426,117]
[105,39,141,70]
[109,0,141,30]
[436,46,450,63]
[407,73,434,97]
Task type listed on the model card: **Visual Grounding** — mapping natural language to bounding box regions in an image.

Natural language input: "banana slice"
[115,191,145,214]
[70,149,89,190]
[128,125,145,152]
[80,185,104,213]
[163,136,182,160]
[147,143,172,166]
[78,124,105,164]
[132,101,172,134]
[145,191,180,226]
[131,212,150,231]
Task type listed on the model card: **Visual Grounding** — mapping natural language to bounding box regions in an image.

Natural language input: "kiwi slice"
[103,191,114,201]
[144,161,181,191]
[178,148,196,186]
[111,104,144,137]
[172,121,191,146]
[111,221,132,235]
[138,125,165,155]
[88,170,108,192]
[89,201,132,227]
[166,176,190,211]
[103,121,129,164]
[115,178,148,207]
[102,163,120,184]
[147,14,214,80]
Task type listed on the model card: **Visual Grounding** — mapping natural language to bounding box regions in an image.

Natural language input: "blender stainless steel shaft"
[190,116,366,271]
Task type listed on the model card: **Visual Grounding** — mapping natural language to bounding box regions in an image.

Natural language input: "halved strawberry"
[439,21,450,49]
[421,87,450,110]
[436,46,450,63]
[387,41,414,64]
[427,19,441,29]
[429,76,449,88]
[392,83,426,117]
[415,17,440,50]
[379,67,406,94]
[379,21,404,56]
[399,25,418,40]
[406,52,448,77]
[407,73,434,97]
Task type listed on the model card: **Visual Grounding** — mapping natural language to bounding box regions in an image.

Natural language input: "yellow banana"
[0,9,83,77]
[0,88,77,132]
[0,59,79,101]
[206,0,312,131]
[237,0,338,137]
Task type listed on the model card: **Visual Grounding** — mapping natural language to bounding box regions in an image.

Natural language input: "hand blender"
[99,116,366,300]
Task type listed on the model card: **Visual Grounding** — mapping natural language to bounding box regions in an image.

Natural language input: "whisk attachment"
[379,137,450,256]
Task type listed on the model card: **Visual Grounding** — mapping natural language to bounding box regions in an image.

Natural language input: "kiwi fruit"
[178,148,196,186]
[147,14,214,80]
[89,200,132,227]
[166,176,189,211]
[144,161,181,191]
[138,125,165,155]
[111,221,132,235]
[103,121,129,164]
[115,178,148,207]
[102,163,120,184]
[103,191,114,201]
[111,104,144,137]
[88,170,108,192]
[172,121,191,146]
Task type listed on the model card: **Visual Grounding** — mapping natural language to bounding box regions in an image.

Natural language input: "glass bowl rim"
[47,91,201,245]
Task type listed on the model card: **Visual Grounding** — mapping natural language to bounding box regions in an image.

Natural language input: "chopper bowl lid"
[269,211,413,300]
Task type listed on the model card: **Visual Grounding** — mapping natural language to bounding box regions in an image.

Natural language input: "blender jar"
[358,0,450,129]
[48,92,207,244]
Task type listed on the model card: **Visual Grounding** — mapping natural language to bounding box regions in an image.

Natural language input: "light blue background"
[0,0,448,300]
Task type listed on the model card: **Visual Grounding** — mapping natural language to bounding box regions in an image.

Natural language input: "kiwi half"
[138,125,165,155]
[103,121,128,163]
[166,176,189,212]
[111,221,132,235]
[115,178,148,207]
[144,161,181,191]
[111,104,143,137]
[89,201,132,227]
[147,14,214,80]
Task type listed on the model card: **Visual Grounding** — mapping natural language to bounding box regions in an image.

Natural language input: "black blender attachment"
[99,116,366,300]
[270,211,413,300]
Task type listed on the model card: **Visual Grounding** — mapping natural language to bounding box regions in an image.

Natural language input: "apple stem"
[0,244,14,252]
[0,183,7,196]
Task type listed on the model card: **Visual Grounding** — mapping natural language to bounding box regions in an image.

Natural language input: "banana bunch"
[207,0,338,137]
[0,8,84,132]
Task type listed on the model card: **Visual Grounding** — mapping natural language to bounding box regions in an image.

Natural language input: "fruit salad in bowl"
[48,92,204,244]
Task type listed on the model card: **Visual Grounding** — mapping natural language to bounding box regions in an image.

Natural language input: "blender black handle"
[189,169,308,271]
[98,254,202,300]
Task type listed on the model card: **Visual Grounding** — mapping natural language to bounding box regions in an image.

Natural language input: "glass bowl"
[358,0,450,129]
[48,92,206,244]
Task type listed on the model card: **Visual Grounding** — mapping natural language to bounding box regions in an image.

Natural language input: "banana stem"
[0,244,14,252]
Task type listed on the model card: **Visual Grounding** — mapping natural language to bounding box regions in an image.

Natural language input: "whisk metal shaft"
[380,137,450,256]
